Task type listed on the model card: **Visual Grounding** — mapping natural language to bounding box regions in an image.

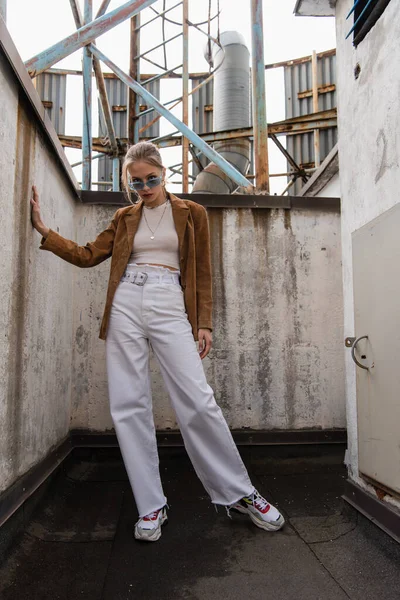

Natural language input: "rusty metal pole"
[82,0,93,190]
[182,0,189,192]
[250,0,269,192]
[312,50,320,168]
[129,14,141,145]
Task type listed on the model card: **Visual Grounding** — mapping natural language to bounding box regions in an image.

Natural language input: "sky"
[6,0,336,194]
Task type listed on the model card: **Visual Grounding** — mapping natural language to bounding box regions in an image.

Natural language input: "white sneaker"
[228,490,285,531]
[134,506,168,542]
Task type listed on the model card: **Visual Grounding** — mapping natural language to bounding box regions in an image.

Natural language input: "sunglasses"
[128,176,162,191]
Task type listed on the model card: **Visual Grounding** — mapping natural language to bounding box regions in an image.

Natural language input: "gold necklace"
[142,200,169,240]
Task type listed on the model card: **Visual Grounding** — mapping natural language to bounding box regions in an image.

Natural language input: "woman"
[30,141,284,542]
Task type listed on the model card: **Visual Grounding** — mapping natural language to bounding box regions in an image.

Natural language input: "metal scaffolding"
[23,0,336,195]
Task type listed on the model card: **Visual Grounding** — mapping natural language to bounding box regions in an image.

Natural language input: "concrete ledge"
[71,428,347,447]
[80,190,341,211]
[343,479,400,545]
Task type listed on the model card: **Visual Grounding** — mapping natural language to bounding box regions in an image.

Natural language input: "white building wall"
[335,0,400,508]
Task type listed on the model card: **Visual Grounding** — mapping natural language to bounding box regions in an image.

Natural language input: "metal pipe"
[250,0,269,192]
[143,65,183,86]
[25,0,158,77]
[280,177,296,196]
[182,0,189,192]
[93,58,118,153]
[96,0,112,18]
[141,55,172,72]
[79,181,113,186]
[138,70,216,134]
[90,45,253,190]
[69,0,118,156]
[112,157,120,191]
[68,0,83,27]
[134,32,183,61]
[129,13,140,144]
[136,0,182,30]
[270,133,308,183]
[312,50,320,168]
[82,0,93,191]
[192,31,251,194]
[71,153,104,168]
[189,145,204,173]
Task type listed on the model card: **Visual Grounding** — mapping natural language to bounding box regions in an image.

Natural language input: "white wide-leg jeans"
[106,266,254,518]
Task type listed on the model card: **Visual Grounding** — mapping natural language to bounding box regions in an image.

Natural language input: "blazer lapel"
[123,201,143,253]
[170,194,189,254]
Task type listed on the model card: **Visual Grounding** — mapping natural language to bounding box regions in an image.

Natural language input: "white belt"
[121,270,180,286]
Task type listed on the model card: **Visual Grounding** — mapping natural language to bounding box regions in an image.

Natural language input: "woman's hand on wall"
[30,185,50,239]
[198,328,212,360]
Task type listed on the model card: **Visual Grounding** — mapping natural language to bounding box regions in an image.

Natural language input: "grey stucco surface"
[0,51,76,494]
[70,204,345,432]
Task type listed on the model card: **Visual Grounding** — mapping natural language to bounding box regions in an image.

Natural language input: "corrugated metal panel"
[98,76,161,138]
[35,72,66,135]
[284,52,337,194]
[192,77,214,135]
[98,76,160,187]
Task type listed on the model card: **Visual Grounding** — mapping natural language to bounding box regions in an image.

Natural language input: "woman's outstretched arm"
[30,185,121,268]
[30,185,50,239]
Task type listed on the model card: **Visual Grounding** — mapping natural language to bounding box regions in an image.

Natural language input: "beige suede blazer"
[40,194,212,341]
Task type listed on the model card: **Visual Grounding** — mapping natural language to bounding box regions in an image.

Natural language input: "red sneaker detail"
[143,509,161,521]
[255,502,271,514]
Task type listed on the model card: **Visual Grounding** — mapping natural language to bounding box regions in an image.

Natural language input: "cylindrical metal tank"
[192,31,251,194]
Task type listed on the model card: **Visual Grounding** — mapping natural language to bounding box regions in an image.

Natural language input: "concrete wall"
[0,18,345,501]
[71,204,345,432]
[0,50,78,494]
[335,0,400,507]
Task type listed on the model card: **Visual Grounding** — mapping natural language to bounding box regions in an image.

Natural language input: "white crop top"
[128,200,180,270]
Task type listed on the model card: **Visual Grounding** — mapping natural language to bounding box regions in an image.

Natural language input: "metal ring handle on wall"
[351,336,369,370]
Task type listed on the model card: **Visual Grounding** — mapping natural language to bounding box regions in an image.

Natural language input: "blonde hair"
[121,141,165,203]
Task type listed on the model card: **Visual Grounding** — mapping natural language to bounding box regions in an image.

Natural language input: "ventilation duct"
[192,31,251,194]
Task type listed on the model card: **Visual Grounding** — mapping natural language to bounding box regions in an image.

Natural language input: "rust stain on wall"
[6,96,36,473]
[251,208,273,425]
[207,207,230,410]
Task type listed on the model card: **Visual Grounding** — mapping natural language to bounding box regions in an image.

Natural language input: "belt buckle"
[133,272,148,286]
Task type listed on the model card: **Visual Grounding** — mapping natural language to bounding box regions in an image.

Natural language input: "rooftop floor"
[1,445,400,600]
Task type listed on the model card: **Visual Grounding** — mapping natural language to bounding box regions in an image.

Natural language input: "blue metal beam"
[25,0,158,77]
[82,0,93,191]
[90,46,254,191]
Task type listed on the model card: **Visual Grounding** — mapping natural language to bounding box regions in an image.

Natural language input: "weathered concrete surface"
[0,50,77,494]
[2,447,400,600]
[207,207,344,430]
[70,203,116,431]
[335,0,400,510]
[71,205,345,432]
